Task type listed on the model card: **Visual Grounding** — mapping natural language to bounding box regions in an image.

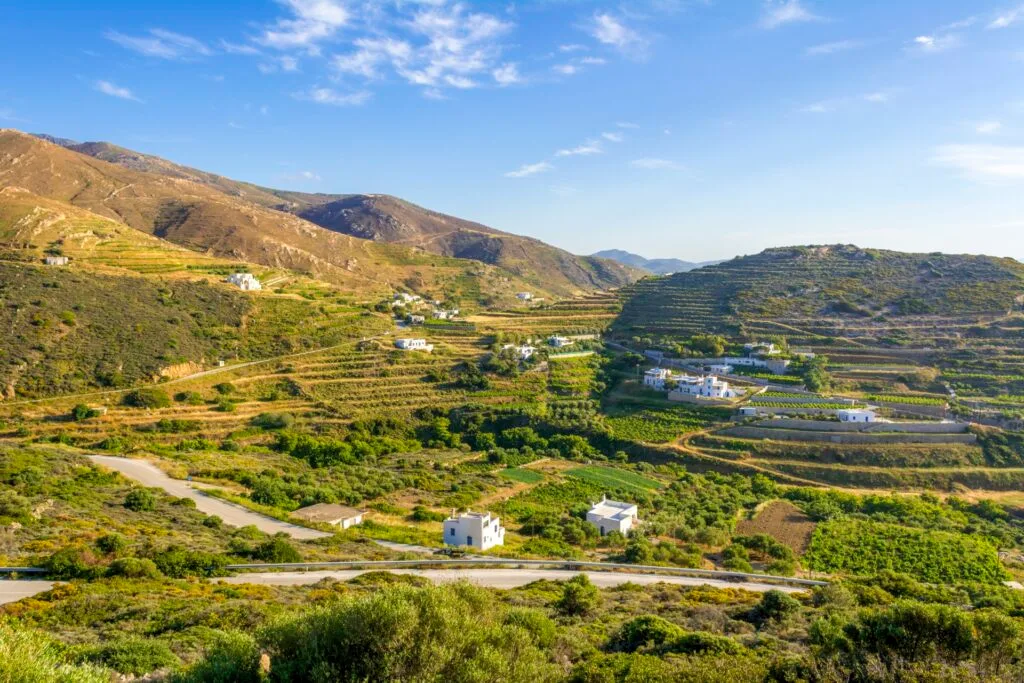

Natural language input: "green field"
[566,465,663,493]
[499,467,545,484]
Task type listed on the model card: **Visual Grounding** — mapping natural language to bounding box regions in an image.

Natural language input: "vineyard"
[605,406,718,443]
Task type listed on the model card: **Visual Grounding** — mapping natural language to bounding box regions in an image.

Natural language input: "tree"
[71,403,100,421]
[753,590,801,625]
[556,574,600,616]
[124,488,157,512]
[122,388,171,409]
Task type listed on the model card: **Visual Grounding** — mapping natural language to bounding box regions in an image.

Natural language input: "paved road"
[89,456,330,540]
[218,568,808,593]
[0,580,53,605]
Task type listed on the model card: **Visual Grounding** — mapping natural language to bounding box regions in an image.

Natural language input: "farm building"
[516,292,533,301]
[444,510,505,550]
[407,314,425,325]
[548,335,573,348]
[503,344,536,360]
[432,308,460,320]
[671,375,739,399]
[43,255,69,266]
[708,363,734,375]
[291,503,365,529]
[643,368,673,390]
[394,292,421,304]
[744,342,780,356]
[227,273,261,291]
[766,359,792,375]
[395,338,434,352]
[839,409,878,423]
[738,406,759,417]
[586,496,639,536]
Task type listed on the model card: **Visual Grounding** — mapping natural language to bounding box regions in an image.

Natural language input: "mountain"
[26,132,639,294]
[614,244,1024,338]
[592,249,721,275]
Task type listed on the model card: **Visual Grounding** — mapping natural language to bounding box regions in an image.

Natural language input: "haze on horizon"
[3,0,1023,262]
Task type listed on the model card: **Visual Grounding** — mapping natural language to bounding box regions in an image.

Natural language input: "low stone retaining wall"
[756,419,967,434]
[719,425,976,445]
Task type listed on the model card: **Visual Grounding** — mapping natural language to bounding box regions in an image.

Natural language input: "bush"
[79,638,178,676]
[44,547,98,580]
[122,388,171,409]
[124,488,157,512]
[71,404,100,421]
[0,622,110,683]
[152,547,230,578]
[612,615,684,653]
[253,536,302,563]
[173,631,263,683]
[556,574,600,616]
[504,608,557,648]
[753,590,802,625]
[95,533,128,555]
[174,391,205,405]
[251,412,295,430]
[106,557,162,579]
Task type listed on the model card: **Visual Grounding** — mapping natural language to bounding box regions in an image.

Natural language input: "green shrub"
[152,547,230,578]
[503,608,557,648]
[70,404,100,421]
[173,631,262,683]
[753,590,802,625]
[124,488,157,512]
[253,536,302,563]
[123,389,171,409]
[0,623,110,683]
[106,558,162,580]
[79,638,178,676]
[251,412,295,430]
[44,547,98,579]
[95,533,128,555]
[555,574,600,616]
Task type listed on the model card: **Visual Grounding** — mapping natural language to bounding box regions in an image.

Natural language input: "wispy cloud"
[588,13,646,55]
[555,140,602,157]
[492,62,521,86]
[258,0,350,52]
[220,40,261,56]
[801,91,891,113]
[601,131,624,142]
[559,44,587,53]
[988,5,1024,29]
[552,63,578,76]
[805,39,861,56]
[862,92,889,103]
[760,0,821,30]
[294,86,371,107]
[630,158,684,170]
[617,122,640,129]
[976,121,1002,134]
[933,144,1024,181]
[95,80,142,102]
[505,161,553,178]
[105,28,211,60]
[908,34,961,53]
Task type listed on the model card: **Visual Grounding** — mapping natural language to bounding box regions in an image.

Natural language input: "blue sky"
[2,1,1024,261]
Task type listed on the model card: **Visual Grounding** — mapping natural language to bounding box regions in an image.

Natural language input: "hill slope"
[30,132,639,294]
[592,249,719,275]
[614,244,1024,338]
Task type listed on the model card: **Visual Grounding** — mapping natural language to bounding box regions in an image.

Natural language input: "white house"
[407,314,425,325]
[738,406,759,417]
[394,292,421,304]
[227,273,262,291]
[548,335,573,348]
[503,344,536,360]
[708,363,734,375]
[444,510,505,550]
[765,359,792,376]
[44,255,69,266]
[432,308,460,320]
[643,368,673,390]
[838,409,877,423]
[586,496,639,536]
[745,342,780,356]
[395,338,434,352]
[516,292,533,301]
[291,503,365,529]
[671,375,738,399]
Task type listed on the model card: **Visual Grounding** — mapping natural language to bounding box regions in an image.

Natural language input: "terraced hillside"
[615,245,1024,340]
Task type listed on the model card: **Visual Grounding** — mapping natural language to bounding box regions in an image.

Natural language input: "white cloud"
[280,56,300,71]
[220,40,261,55]
[588,13,645,53]
[505,161,553,178]
[258,0,350,52]
[492,62,520,86]
[805,39,861,56]
[933,144,1024,181]
[630,158,684,170]
[105,28,211,60]
[976,121,1002,134]
[300,170,321,180]
[801,100,837,113]
[580,56,607,65]
[760,0,821,30]
[559,44,587,53]
[333,37,413,79]
[95,80,142,102]
[862,92,889,103]
[617,121,640,129]
[553,63,578,75]
[801,91,891,112]
[295,86,371,106]
[988,5,1024,29]
[909,34,961,53]
[601,131,624,142]
[941,16,977,30]
[555,140,602,157]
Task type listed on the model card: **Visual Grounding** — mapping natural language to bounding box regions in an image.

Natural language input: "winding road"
[216,568,808,593]
[89,456,330,540]
[0,580,53,606]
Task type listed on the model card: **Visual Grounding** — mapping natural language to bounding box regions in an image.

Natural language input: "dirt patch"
[736,500,817,554]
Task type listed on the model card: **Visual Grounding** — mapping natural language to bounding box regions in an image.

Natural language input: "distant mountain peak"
[593,249,722,275]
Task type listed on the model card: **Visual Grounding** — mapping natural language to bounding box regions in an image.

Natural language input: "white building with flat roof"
[291,503,365,529]
[548,335,573,348]
[394,292,421,304]
[227,273,261,291]
[395,338,433,352]
[839,409,877,423]
[444,510,505,550]
[516,292,533,301]
[586,496,639,536]
[44,255,69,266]
[643,368,673,390]
[503,344,536,360]
[432,308,460,320]
[708,363,734,375]
[671,375,738,399]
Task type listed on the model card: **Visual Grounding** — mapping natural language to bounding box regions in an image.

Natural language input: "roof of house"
[291,503,365,522]
[588,498,637,521]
